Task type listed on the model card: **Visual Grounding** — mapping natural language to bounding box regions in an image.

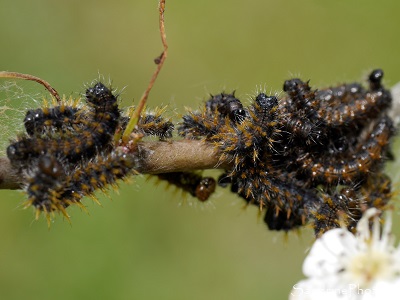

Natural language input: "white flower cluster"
[290,209,400,300]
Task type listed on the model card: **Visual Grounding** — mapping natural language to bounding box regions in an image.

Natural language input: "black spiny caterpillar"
[156,172,216,202]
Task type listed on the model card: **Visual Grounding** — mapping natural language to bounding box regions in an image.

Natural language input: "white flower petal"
[363,278,400,300]
[391,246,400,270]
[292,209,400,300]
[303,228,357,278]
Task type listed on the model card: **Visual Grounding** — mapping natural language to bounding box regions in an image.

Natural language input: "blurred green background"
[0,0,400,299]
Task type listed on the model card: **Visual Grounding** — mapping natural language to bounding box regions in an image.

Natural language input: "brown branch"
[0,157,22,189]
[136,140,229,173]
[0,140,229,190]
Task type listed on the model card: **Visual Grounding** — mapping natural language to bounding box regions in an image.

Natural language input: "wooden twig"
[135,140,229,173]
[0,157,22,189]
[0,140,229,190]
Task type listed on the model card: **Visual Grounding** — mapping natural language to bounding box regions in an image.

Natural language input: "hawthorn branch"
[2,84,400,191]
[135,140,227,173]
[0,140,230,190]
[0,157,21,189]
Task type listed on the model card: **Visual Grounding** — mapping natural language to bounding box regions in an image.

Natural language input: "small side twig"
[121,0,168,143]
[0,71,61,102]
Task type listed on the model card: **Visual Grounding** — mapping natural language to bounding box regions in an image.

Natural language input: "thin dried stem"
[121,0,168,144]
[0,71,61,102]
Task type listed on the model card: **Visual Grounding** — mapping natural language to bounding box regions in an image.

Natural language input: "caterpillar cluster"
[5,70,396,235]
[178,69,395,236]
[7,82,175,223]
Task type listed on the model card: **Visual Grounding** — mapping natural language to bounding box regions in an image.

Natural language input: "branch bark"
[0,140,229,190]
[0,157,21,189]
